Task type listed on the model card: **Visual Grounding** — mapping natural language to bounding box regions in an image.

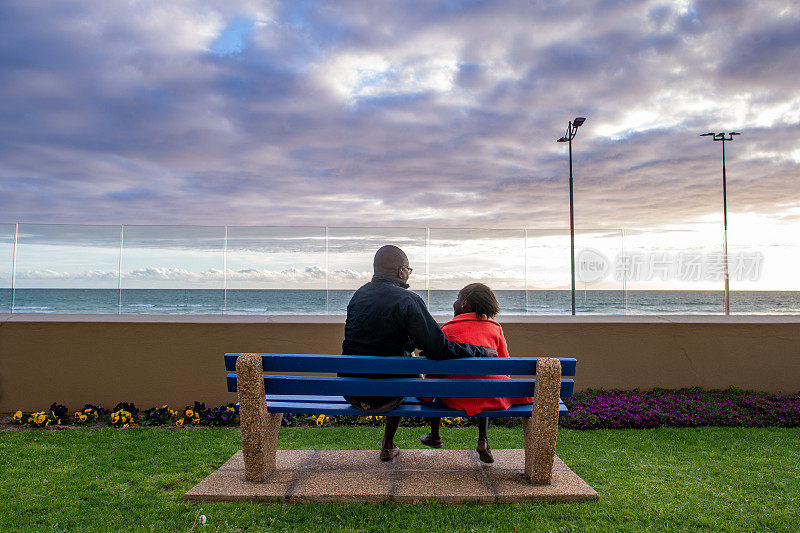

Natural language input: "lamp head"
[730,132,741,136]
[700,132,715,137]
[557,137,568,143]
[572,117,586,127]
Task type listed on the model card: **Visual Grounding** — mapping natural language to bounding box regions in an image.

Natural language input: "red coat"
[438,312,534,416]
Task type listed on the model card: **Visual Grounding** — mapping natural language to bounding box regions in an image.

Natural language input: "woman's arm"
[498,326,510,358]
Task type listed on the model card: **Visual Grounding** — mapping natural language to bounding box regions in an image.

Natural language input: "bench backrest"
[226,353,576,399]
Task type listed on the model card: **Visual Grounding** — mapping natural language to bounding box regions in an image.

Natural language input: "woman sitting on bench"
[420,283,533,463]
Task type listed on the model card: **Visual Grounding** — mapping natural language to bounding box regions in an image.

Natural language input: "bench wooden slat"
[224,353,577,376]
[227,374,574,398]
[266,394,349,403]
[266,394,434,405]
[265,394,428,404]
[264,399,568,418]
[259,395,568,417]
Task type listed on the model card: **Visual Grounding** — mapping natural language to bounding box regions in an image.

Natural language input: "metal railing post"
[118,225,124,314]
[11,223,18,313]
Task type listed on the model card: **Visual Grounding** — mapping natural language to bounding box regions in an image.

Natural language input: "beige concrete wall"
[1,314,798,412]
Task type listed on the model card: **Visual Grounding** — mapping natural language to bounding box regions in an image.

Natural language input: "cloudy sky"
[1,1,799,290]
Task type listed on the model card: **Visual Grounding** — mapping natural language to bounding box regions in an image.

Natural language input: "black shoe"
[476,440,494,463]
[420,434,443,448]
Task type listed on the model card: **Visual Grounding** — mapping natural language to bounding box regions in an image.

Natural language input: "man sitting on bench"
[341,245,497,461]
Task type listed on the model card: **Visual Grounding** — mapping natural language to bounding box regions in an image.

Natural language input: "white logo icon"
[577,248,609,283]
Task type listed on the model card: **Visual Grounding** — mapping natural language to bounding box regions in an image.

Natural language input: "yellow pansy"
[79,414,88,422]
[176,419,184,427]
[13,411,22,421]
[185,409,194,417]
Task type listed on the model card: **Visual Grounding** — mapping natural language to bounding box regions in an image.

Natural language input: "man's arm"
[402,294,493,360]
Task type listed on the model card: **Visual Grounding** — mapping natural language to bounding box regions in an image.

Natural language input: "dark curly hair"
[459,283,500,319]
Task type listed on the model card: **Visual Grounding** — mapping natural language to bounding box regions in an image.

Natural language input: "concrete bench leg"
[523,357,562,484]
[236,353,282,482]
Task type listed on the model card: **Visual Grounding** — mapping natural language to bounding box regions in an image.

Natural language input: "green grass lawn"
[1,426,799,532]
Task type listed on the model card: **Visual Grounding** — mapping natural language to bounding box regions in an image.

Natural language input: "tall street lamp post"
[557,117,586,316]
[700,131,740,315]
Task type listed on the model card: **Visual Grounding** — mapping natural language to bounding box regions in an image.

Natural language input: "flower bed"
[10,389,800,430]
[561,388,800,430]
[12,401,240,429]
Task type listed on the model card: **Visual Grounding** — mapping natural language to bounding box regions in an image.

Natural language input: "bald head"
[373,245,410,279]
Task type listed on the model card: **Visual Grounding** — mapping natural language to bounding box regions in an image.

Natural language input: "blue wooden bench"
[227,353,576,485]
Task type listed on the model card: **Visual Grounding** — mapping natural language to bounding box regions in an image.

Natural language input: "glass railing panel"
[727,241,779,314]
[12,224,122,313]
[727,214,800,314]
[523,229,571,314]
[4,222,791,316]
[326,227,428,314]
[0,224,16,312]
[120,225,225,314]
[573,229,625,314]
[428,228,527,315]
[617,225,724,314]
[224,226,327,314]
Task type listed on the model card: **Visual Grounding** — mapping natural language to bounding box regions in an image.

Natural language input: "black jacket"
[342,274,489,359]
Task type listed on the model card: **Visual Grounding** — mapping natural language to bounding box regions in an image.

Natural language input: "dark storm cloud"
[0,0,798,238]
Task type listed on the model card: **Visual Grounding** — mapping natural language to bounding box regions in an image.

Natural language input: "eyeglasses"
[402,266,413,274]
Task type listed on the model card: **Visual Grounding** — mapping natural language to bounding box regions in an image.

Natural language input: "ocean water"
[2,288,799,315]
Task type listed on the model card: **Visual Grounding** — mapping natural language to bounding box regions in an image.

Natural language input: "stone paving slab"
[186,449,598,503]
